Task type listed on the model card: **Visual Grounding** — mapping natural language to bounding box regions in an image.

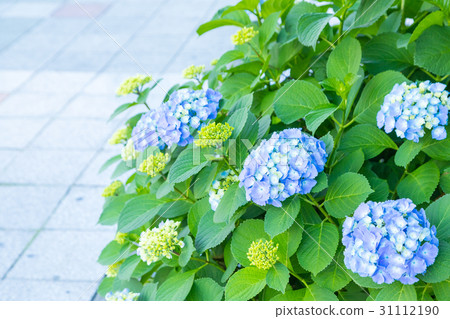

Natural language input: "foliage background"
[97,0,450,301]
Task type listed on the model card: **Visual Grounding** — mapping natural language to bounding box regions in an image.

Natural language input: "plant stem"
[143,102,150,111]
[422,69,439,81]
[306,194,337,226]
[288,268,308,288]
[224,157,240,176]
[174,186,195,203]
[172,252,225,272]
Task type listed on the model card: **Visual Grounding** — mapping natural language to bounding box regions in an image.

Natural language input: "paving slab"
[0,230,35,278]
[0,92,73,117]
[7,230,113,281]
[0,118,49,149]
[0,279,98,301]
[0,186,68,230]
[0,150,95,185]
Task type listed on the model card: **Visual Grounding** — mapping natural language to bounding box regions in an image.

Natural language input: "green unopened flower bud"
[182,65,205,79]
[247,239,279,270]
[105,260,124,278]
[231,26,258,45]
[195,122,233,148]
[115,232,127,245]
[121,139,139,161]
[210,58,219,66]
[108,127,131,145]
[138,152,169,177]
[102,180,123,197]
[116,74,151,96]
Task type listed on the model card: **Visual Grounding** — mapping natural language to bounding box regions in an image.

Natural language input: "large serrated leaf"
[264,196,300,238]
[375,282,417,301]
[296,223,339,276]
[340,124,398,159]
[397,161,440,205]
[324,172,373,218]
[327,37,361,82]
[225,267,267,301]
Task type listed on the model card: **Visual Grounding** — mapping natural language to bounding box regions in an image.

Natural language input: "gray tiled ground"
[0,0,234,301]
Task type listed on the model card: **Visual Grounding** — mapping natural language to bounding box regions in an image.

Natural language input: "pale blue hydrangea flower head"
[377,81,449,142]
[105,288,139,301]
[239,128,327,207]
[209,169,240,211]
[342,199,439,285]
[131,88,222,151]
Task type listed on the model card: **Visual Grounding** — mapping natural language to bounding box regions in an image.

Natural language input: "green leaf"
[329,149,365,183]
[367,176,390,202]
[362,33,414,74]
[108,103,136,121]
[327,37,362,82]
[98,194,135,225]
[112,278,142,294]
[231,219,270,267]
[394,140,422,167]
[168,145,211,184]
[296,223,339,276]
[259,12,280,46]
[303,284,338,301]
[270,289,306,301]
[195,209,238,253]
[340,124,398,159]
[156,200,192,219]
[441,168,450,193]
[118,195,164,233]
[186,278,224,301]
[193,163,218,199]
[138,283,158,301]
[426,194,450,241]
[188,197,211,237]
[352,0,396,28]
[350,271,387,289]
[409,10,444,43]
[415,25,450,76]
[312,172,328,193]
[422,133,450,161]
[264,196,300,238]
[285,1,321,34]
[196,19,245,36]
[297,13,332,49]
[353,70,408,125]
[111,160,132,179]
[397,161,440,205]
[432,280,450,301]
[214,50,245,69]
[214,183,247,223]
[273,80,329,124]
[304,104,338,134]
[98,241,130,265]
[98,155,121,174]
[156,270,197,301]
[312,248,352,292]
[179,236,195,267]
[117,255,141,281]
[324,172,373,218]
[375,282,417,301]
[221,0,260,16]
[220,73,255,100]
[378,11,401,34]
[266,263,290,293]
[418,240,450,283]
[228,106,250,139]
[225,267,267,301]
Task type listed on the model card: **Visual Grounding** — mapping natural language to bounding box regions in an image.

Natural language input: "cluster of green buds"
[108,126,131,145]
[231,26,258,45]
[116,74,151,96]
[121,139,139,161]
[137,152,169,177]
[247,239,279,270]
[137,220,185,265]
[195,122,233,148]
[182,64,205,79]
[102,180,123,197]
[114,232,127,245]
[105,260,124,278]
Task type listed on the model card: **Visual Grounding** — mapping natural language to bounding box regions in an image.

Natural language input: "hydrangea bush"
[96,0,450,301]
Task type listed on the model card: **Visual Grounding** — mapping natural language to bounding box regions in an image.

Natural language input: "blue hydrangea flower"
[342,199,439,285]
[377,81,449,143]
[239,128,327,207]
[131,88,222,151]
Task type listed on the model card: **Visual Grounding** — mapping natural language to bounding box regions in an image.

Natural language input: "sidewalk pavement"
[0,0,234,300]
